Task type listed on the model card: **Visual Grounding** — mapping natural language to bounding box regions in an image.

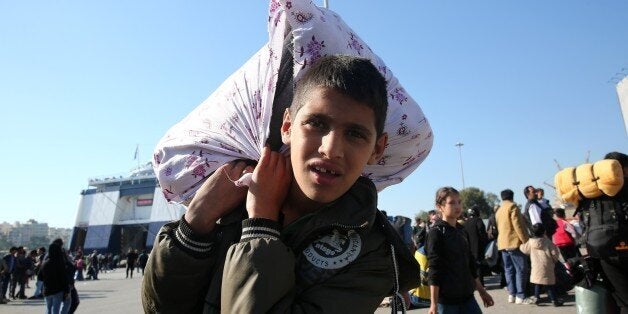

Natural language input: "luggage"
[575,284,616,314]
[153,0,433,203]
[555,160,624,205]
[483,240,498,268]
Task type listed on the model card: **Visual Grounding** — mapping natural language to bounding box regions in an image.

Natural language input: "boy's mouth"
[309,164,341,185]
[313,166,338,175]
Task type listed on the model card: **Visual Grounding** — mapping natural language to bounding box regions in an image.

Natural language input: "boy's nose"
[318,131,344,159]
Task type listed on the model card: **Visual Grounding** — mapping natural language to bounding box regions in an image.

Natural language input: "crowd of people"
[408,186,581,308]
[0,239,79,313]
[1,242,150,313]
[402,152,628,313]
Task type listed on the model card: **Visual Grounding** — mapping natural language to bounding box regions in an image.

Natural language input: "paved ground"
[2,271,577,313]
[1,269,144,314]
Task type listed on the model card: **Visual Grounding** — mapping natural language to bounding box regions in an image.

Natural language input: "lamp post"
[323,0,329,8]
[455,142,465,189]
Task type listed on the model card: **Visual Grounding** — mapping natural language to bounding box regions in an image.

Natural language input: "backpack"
[579,197,628,258]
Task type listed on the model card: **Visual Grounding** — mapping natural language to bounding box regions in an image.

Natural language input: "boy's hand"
[185,161,252,234]
[246,147,291,221]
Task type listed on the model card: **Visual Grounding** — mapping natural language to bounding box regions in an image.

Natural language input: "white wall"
[150,187,186,222]
[86,191,120,226]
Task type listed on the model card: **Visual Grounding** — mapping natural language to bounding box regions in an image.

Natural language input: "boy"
[142,55,420,313]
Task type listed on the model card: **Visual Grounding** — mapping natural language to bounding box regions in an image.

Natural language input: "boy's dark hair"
[291,55,388,136]
[532,223,546,237]
[435,186,459,206]
[501,189,514,201]
[604,151,628,168]
[555,208,566,218]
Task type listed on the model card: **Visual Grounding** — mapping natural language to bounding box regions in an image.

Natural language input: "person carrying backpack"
[576,152,628,313]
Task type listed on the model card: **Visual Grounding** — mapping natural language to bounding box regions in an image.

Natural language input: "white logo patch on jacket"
[302,229,362,270]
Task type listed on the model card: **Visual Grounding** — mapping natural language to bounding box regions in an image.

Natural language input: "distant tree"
[486,192,500,209]
[415,211,429,222]
[0,235,12,251]
[460,187,491,218]
[28,236,50,250]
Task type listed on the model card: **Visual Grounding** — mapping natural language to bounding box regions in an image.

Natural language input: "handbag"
[484,240,498,267]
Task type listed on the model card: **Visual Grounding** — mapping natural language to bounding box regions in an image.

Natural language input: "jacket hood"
[433,219,463,231]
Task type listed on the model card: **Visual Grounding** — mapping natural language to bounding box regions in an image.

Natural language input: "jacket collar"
[309,176,378,229]
[283,176,378,250]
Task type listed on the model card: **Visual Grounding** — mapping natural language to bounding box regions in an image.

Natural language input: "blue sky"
[1,1,627,228]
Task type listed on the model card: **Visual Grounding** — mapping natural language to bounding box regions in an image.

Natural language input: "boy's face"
[281,87,387,205]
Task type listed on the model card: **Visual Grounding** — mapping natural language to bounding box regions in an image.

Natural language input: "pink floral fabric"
[153,0,433,203]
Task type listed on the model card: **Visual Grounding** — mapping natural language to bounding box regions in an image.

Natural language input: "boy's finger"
[269,150,279,171]
[259,146,270,169]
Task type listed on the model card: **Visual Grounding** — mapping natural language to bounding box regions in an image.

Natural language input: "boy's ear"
[367,133,388,165]
[280,109,292,145]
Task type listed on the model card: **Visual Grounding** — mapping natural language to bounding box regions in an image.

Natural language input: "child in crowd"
[427,187,494,314]
[519,223,564,306]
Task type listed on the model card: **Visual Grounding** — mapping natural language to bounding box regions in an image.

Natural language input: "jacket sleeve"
[510,205,530,244]
[426,227,442,286]
[142,217,220,314]
[519,241,530,255]
[221,218,393,314]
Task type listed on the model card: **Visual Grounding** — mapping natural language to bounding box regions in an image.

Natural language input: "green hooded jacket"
[142,177,419,313]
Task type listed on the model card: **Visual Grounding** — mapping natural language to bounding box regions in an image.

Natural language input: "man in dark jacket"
[463,206,489,285]
[10,247,28,299]
[523,185,557,239]
[1,247,16,303]
[125,249,139,279]
[143,56,420,313]
[138,250,149,276]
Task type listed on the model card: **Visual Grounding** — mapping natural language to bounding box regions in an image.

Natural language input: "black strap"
[266,25,294,151]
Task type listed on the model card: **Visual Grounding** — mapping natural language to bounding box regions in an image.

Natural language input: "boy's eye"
[303,118,326,130]
[347,129,367,140]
